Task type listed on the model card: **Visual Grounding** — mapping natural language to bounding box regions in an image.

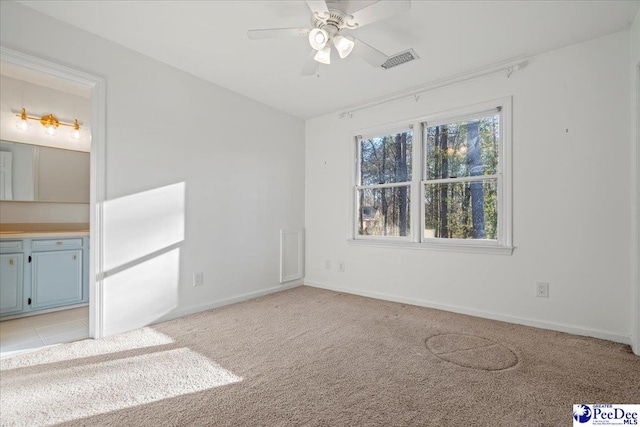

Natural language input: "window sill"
[347,239,514,255]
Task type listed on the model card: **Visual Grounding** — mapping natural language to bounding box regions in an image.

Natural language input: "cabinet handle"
[72,255,77,260]
[9,258,13,266]
[56,242,63,246]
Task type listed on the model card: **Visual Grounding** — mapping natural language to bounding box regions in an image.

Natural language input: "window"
[356,128,413,238]
[351,98,512,254]
[423,110,500,241]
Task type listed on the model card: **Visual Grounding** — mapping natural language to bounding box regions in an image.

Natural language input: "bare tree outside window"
[352,102,510,252]
[357,130,412,237]
[424,113,500,240]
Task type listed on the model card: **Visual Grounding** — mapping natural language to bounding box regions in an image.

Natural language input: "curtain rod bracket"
[506,61,526,78]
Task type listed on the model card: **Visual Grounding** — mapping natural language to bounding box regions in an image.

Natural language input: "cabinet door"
[0,254,23,315]
[32,250,82,308]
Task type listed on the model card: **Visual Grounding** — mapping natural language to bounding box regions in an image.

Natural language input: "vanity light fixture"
[15,108,32,132]
[41,113,59,136]
[70,119,81,140]
[15,108,82,139]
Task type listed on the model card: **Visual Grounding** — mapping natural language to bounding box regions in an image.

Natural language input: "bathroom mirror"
[0,140,89,203]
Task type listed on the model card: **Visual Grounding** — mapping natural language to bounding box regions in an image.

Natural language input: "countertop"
[0,223,90,239]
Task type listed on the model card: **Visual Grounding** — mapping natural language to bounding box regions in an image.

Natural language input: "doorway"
[0,48,105,356]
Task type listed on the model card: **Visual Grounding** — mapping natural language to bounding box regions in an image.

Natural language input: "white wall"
[630,10,640,354]
[1,2,305,336]
[305,31,632,344]
[0,202,89,223]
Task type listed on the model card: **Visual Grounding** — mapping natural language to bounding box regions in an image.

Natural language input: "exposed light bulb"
[313,46,331,65]
[16,118,30,132]
[308,28,328,50]
[40,114,60,136]
[70,119,81,140]
[44,124,57,136]
[333,35,355,59]
[15,108,31,132]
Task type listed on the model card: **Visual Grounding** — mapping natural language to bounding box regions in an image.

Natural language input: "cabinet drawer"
[0,241,23,253]
[32,238,83,251]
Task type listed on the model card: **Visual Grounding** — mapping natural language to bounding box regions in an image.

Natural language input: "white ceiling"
[20,0,640,120]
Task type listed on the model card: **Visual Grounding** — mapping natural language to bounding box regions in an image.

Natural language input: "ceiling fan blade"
[247,28,310,40]
[352,38,388,67]
[348,0,411,28]
[306,0,329,18]
[301,50,320,76]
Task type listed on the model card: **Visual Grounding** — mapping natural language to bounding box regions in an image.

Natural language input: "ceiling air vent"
[381,49,419,70]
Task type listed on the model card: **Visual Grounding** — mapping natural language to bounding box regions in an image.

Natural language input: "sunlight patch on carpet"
[0,327,175,371]
[0,347,242,426]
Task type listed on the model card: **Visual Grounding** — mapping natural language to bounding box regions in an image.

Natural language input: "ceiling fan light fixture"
[313,45,331,64]
[333,35,355,59]
[309,28,329,50]
[248,0,412,75]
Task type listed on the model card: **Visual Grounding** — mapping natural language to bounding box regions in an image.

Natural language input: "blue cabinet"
[0,253,23,315]
[31,238,84,310]
[0,236,89,318]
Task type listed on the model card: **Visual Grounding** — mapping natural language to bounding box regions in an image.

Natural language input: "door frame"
[634,61,640,355]
[1,47,106,339]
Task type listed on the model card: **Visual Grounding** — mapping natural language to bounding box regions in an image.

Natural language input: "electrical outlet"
[193,272,204,287]
[325,260,331,270]
[536,281,549,298]
[338,261,345,272]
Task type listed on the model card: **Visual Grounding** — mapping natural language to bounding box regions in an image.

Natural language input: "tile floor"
[0,306,89,358]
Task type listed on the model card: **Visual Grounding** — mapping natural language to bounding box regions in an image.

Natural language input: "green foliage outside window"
[358,131,412,237]
[424,114,499,240]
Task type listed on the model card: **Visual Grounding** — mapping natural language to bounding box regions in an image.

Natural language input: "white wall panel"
[0,2,305,336]
[305,31,632,343]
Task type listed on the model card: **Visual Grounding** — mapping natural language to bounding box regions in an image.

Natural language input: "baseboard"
[153,281,304,325]
[305,280,631,345]
[0,303,89,321]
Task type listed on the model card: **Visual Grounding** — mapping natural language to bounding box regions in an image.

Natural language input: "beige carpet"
[1,286,639,426]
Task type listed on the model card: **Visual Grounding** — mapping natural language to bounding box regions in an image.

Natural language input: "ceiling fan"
[247,0,411,75]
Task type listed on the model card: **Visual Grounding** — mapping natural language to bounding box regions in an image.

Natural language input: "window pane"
[425,114,499,180]
[358,186,411,237]
[360,131,412,185]
[424,179,497,240]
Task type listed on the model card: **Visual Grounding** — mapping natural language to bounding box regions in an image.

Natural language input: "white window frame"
[349,97,513,255]
[353,124,415,242]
